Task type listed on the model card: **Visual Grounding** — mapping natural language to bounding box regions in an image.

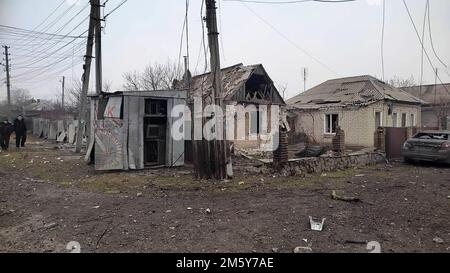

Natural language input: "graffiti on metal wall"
[94,118,124,171]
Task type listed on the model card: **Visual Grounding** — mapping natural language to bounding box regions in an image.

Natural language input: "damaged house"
[87,91,187,171]
[177,63,286,156]
[402,83,450,130]
[287,75,424,147]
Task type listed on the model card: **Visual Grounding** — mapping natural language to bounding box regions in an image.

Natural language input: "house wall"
[291,101,421,147]
[421,105,450,130]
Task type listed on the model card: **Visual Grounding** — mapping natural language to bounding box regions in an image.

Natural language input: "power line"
[419,0,428,97]
[241,2,340,76]
[427,0,448,70]
[0,24,87,39]
[402,0,449,95]
[104,0,128,19]
[222,0,356,4]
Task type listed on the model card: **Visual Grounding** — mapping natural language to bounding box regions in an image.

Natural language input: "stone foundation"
[270,152,386,177]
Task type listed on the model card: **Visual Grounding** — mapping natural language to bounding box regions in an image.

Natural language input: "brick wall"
[291,101,421,147]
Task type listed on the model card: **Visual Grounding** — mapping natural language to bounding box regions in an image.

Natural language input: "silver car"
[402,130,450,164]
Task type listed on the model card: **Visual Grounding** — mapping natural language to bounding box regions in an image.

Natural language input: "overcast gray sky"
[0,0,449,102]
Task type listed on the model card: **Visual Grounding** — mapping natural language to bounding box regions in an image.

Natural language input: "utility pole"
[205,0,231,179]
[75,0,97,153]
[2,45,11,105]
[61,76,65,110]
[94,0,102,94]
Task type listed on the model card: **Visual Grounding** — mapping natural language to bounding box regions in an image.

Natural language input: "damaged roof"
[177,63,284,104]
[401,83,450,105]
[287,75,424,110]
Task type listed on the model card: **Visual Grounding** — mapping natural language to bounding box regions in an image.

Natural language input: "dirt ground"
[1,136,449,253]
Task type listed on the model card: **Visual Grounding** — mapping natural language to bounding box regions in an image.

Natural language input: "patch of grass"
[81,173,149,193]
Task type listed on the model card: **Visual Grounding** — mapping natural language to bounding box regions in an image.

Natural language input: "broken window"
[96,99,108,120]
[325,114,339,134]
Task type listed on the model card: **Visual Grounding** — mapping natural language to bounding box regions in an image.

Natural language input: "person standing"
[14,115,27,148]
[0,120,14,151]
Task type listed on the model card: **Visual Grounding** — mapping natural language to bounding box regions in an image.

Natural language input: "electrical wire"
[402,0,450,95]
[427,0,448,70]
[222,0,356,4]
[241,2,340,76]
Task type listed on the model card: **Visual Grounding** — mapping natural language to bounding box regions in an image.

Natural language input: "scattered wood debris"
[331,190,360,202]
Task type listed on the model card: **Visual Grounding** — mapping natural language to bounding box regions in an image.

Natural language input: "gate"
[384,127,419,159]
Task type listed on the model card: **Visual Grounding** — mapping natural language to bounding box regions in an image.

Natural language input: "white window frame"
[392,112,398,128]
[375,111,383,128]
[324,113,339,134]
[401,113,407,127]
[410,113,416,127]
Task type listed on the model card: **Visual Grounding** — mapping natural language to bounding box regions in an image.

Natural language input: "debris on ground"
[309,216,325,231]
[331,190,361,203]
[293,246,313,253]
[295,145,326,158]
[433,237,444,244]
[271,247,279,253]
[42,222,58,230]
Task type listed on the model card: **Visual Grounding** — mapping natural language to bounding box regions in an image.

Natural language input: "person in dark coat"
[0,119,14,151]
[14,115,27,148]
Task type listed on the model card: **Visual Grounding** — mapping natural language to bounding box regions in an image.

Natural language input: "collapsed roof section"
[176,63,286,105]
[287,75,425,110]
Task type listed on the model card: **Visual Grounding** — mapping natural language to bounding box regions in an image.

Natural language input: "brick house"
[287,75,424,147]
[176,63,286,153]
[402,83,450,130]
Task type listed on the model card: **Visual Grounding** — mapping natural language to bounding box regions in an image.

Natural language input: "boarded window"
[325,114,339,134]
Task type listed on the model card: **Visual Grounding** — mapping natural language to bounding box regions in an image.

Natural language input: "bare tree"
[123,70,142,91]
[11,88,32,107]
[388,75,417,88]
[122,60,182,91]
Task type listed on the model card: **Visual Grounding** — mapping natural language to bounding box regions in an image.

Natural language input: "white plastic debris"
[309,216,326,231]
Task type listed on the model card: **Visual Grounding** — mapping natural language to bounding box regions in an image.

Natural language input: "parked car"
[402,130,450,164]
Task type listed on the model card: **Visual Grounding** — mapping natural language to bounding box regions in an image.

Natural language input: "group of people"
[0,115,27,151]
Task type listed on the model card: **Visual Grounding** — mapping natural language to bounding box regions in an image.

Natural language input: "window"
[325,114,339,134]
[250,110,259,134]
[96,99,108,120]
[410,114,416,127]
[375,112,383,128]
[401,113,407,127]
[392,113,398,127]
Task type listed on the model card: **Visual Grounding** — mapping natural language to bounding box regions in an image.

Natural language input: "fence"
[32,118,87,144]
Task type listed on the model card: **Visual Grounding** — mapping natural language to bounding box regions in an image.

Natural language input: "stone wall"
[270,152,386,177]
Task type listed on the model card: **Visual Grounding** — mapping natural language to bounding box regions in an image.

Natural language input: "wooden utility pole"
[2,45,11,106]
[61,76,65,110]
[94,0,102,94]
[205,0,232,179]
[75,0,97,153]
